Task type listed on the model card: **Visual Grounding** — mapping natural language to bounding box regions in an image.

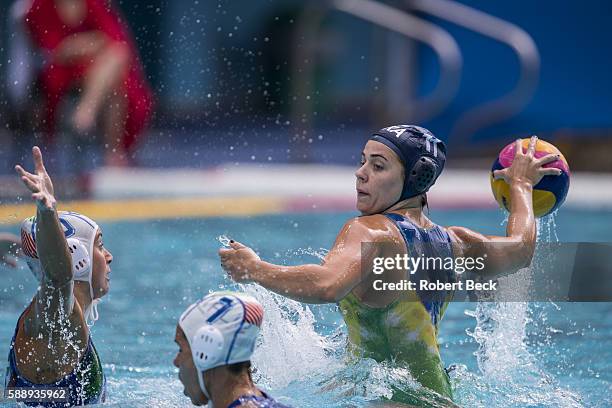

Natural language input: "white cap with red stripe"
[178,291,264,397]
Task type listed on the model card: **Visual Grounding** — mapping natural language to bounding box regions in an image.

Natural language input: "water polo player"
[219,127,562,404]
[174,291,291,407]
[5,147,112,406]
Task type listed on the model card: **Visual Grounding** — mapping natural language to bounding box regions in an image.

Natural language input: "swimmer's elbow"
[508,236,536,269]
[495,244,535,276]
[317,280,345,303]
[306,265,352,302]
[517,245,535,269]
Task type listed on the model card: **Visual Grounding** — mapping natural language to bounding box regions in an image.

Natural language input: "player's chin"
[356,200,378,216]
[356,197,371,215]
[94,283,110,299]
[191,393,208,406]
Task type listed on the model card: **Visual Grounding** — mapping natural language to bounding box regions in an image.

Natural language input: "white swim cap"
[20,211,101,326]
[179,291,264,398]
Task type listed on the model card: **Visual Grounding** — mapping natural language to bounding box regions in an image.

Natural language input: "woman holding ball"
[220,127,563,405]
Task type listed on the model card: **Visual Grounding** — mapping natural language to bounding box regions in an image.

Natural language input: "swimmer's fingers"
[16,148,55,199]
[32,192,46,202]
[15,165,36,181]
[15,164,45,195]
[228,240,247,250]
[31,192,45,208]
[218,247,232,258]
[538,167,563,177]
[18,173,40,193]
[526,135,538,157]
[32,146,47,175]
[32,192,56,210]
[218,247,238,268]
[513,139,524,157]
[534,153,561,167]
[492,168,508,181]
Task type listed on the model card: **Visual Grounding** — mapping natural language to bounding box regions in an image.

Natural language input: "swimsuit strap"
[227,393,269,408]
[227,390,293,408]
[384,212,455,327]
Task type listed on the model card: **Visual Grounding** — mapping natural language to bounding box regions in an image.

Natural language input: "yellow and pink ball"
[490,139,570,218]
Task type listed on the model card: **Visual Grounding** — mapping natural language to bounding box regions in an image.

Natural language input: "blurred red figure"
[24,0,154,166]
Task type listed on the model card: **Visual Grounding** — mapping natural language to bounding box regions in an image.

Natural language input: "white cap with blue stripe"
[20,211,101,326]
[179,292,264,398]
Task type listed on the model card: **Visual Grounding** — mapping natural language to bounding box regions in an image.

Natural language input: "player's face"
[173,326,209,406]
[355,141,404,215]
[91,230,112,299]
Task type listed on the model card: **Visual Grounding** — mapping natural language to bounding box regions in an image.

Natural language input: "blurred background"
[1,3,611,407]
[0,0,611,207]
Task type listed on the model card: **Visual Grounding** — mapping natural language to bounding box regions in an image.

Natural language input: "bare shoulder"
[446,225,486,244]
[445,225,492,259]
[339,215,400,243]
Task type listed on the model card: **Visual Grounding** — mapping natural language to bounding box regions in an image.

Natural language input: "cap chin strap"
[83,298,100,327]
[197,371,212,405]
[67,237,99,327]
[382,197,423,215]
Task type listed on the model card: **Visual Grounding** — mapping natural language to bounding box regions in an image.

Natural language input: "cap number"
[206,297,234,324]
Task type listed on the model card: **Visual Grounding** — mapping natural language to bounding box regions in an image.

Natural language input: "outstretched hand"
[15,147,57,211]
[219,240,261,283]
[493,136,562,186]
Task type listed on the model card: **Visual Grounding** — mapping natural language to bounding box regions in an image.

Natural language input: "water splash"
[245,282,437,406]
[235,247,442,406]
[460,212,583,407]
[217,234,232,247]
[245,285,337,388]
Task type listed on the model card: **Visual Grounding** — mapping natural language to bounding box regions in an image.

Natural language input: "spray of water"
[217,221,587,407]
[223,245,443,406]
[460,213,583,407]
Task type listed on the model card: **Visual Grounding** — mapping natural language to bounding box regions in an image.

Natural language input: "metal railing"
[289,0,462,160]
[289,0,540,157]
[406,0,540,146]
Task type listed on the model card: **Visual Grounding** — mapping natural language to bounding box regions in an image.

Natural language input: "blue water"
[1,209,611,407]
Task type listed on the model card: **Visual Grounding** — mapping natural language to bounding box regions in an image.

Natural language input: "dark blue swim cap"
[369,125,446,201]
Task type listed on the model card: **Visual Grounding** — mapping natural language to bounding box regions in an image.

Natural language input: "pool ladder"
[289,0,540,158]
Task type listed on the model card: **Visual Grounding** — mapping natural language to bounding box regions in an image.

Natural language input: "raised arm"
[219,218,378,303]
[15,147,75,334]
[447,136,562,277]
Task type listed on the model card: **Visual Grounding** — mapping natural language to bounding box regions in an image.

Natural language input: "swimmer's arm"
[447,181,535,277]
[16,148,74,334]
[447,137,561,277]
[248,262,355,303]
[26,208,76,334]
[243,219,374,303]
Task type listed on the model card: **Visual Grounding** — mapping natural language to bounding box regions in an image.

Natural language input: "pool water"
[1,209,611,407]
